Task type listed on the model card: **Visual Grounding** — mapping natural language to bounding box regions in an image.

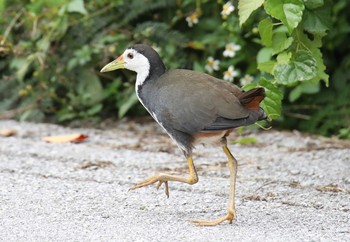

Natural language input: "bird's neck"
[135,59,166,95]
[135,67,151,89]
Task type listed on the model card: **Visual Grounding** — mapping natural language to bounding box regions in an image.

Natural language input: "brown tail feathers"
[239,87,265,109]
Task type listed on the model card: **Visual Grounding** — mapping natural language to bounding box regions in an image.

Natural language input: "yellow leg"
[129,157,198,197]
[192,145,237,226]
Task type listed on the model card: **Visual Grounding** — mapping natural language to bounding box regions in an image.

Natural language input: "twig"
[283,111,311,120]
[1,8,25,45]
[254,180,277,193]
[0,105,38,120]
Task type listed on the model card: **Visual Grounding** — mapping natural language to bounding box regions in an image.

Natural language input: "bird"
[100,44,267,226]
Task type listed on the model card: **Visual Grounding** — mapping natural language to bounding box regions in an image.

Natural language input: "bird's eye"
[127,53,134,59]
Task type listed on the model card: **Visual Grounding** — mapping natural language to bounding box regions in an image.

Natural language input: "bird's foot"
[129,175,170,198]
[156,180,169,197]
[191,210,236,226]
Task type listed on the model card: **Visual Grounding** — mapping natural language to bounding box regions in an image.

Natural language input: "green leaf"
[238,0,265,26]
[257,47,273,63]
[232,137,257,145]
[301,4,331,34]
[77,70,104,106]
[274,50,317,84]
[338,128,350,139]
[276,51,292,64]
[304,0,324,9]
[258,18,273,46]
[289,81,320,102]
[20,109,45,122]
[258,61,277,74]
[57,108,78,122]
[51,15,69,40]
[187,41,205,50]
[86,103,103,116]
[292,28,329,86]
[242,83,258,91]
[259,78,283,120]
[0,0,5,14]
[193,61,205,72]
[10,55,36,81]
[118,92,138,118]
[264,0,305,33]
[243,78,283,120]
[272,32,294,55]
[67,0,87,15]
[36,37,50,52]
[307,43,329,86]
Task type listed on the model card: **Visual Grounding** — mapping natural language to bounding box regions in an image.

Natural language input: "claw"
[129,175,170,197]
[156,180,169,198]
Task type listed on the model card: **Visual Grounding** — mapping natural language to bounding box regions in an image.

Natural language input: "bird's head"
[100,44,166,83]
[100,46,148,73]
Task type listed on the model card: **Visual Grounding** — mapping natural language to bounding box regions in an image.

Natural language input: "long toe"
[129,176,159,190]
[129,174,170,197]
[191,212,236,226]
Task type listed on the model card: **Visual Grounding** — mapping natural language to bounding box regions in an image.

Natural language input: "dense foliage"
[0,0,349,138]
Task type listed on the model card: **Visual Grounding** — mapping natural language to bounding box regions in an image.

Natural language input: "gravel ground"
[0,119,349,242]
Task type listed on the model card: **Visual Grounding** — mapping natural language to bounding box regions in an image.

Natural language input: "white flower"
[223,43,241,58]
[186,12,199,27]
[223,66,238,82]
[240,74,254,86]
[205,57,220,73]
[221,1,235,19]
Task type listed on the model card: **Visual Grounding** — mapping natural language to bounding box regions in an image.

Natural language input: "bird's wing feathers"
[154,70,249,134]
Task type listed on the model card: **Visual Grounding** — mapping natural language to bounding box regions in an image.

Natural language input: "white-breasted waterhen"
[101,44,267,226]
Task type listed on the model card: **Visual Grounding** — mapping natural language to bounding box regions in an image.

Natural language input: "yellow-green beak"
[100,55,125,72]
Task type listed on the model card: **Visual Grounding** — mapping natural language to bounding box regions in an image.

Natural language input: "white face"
[122,48,151,88]
[123,48,150,74]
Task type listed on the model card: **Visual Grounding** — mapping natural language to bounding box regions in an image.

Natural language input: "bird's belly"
[193,130,233,146]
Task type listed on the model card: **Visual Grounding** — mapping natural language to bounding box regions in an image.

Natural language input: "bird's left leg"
[129,157,198,197]
[192,145,237,226]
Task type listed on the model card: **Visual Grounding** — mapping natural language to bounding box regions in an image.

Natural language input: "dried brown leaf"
[0,128,17,137]
[79,161,115,169]
[42,133,88,143]
[316,184,347,193]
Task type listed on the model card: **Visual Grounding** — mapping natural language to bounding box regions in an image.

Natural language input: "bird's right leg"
[192,145,237,226]
[129,157,198,197]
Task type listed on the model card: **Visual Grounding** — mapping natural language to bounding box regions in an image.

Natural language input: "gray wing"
[153,70,249,134]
